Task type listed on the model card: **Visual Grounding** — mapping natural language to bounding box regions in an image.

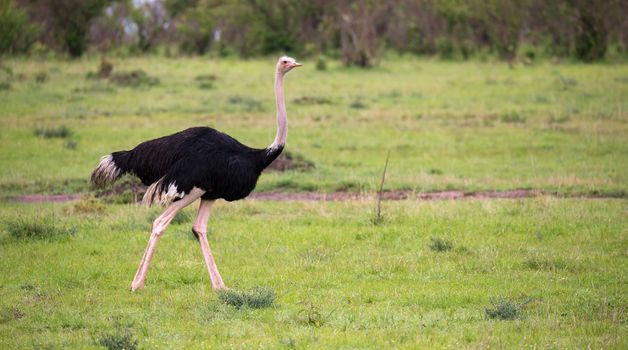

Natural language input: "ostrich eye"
[282,60,287,64]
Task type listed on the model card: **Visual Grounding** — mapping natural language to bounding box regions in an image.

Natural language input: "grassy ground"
[0,56,626,196]
[0,198,626,349]
[0,57,626,348]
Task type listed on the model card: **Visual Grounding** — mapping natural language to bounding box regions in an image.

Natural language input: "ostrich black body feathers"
[92,127,283,204]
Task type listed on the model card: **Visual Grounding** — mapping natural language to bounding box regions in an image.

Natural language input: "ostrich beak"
[293,62,302,68]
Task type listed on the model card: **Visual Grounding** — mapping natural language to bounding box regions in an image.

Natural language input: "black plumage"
[93,126,283,203]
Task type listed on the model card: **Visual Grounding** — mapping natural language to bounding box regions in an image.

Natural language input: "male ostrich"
[91,56,302,291]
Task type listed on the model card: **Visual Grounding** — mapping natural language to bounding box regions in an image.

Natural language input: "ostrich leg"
[192,200,227,290]
[131,188,205,291]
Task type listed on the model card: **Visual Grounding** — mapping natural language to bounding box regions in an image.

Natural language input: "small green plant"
[485,297,527,320]
[429,237,453,252]
[34,125,71,138]
[218,286,275,309]
[98,328,138,350]
[0,81,10,90]
[4,216,70,240]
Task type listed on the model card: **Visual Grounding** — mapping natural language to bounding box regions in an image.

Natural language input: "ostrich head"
[277,56,302,74]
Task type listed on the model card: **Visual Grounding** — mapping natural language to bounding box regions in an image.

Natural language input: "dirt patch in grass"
[10,189,624,203]
[266,151,316,172]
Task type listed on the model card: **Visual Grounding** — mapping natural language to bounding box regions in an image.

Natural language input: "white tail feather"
[142,178,185,207]
[91,155,121,187]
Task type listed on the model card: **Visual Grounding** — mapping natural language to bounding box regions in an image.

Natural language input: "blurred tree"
[470,0,529,61]
[131,0,169,53]
[0,0,39,55]
[337,0,393,67]
[23,0,113,57]
[571,0,610,62]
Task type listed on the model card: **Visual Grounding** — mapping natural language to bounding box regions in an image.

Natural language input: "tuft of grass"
[63,140,78,150]
[500,111,526,124]
[523,256,570,272]
[296,300,328,327]
[0,81,10,90]
[429,237,453,252]
[72,197,106,215]
[34,125,71,139]
[349,99,367,109]
[228,95,264,112]
[98,328,138,350]
[218,286,276,309]
[485,297,525,320]
[293,96,333,105]
[195,74,217,89]
[110,70,159,87]
[35,72,49,84]
[316,57,327,71]
[548,115,570,124]
[3,216,71,240]
[0,306,25,323]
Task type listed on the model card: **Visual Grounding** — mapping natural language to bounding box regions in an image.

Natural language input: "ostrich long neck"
[268,69,287,151]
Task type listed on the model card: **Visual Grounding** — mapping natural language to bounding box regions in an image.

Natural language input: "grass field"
[0,56,627,348]
[0,199,626,349]
[0,56,626,196]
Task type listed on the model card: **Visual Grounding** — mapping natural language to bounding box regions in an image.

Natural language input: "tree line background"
[1,0,626,66]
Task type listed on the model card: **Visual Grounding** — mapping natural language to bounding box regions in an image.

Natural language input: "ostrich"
[91,56,302,291]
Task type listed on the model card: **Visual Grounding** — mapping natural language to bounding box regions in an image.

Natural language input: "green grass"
[0,56,626,196]
[0,199,626,348]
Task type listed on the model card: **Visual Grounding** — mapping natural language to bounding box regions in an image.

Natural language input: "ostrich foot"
[130,280,144,291]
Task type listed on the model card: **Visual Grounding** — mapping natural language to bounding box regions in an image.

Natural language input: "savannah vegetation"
[0,0,626,349]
